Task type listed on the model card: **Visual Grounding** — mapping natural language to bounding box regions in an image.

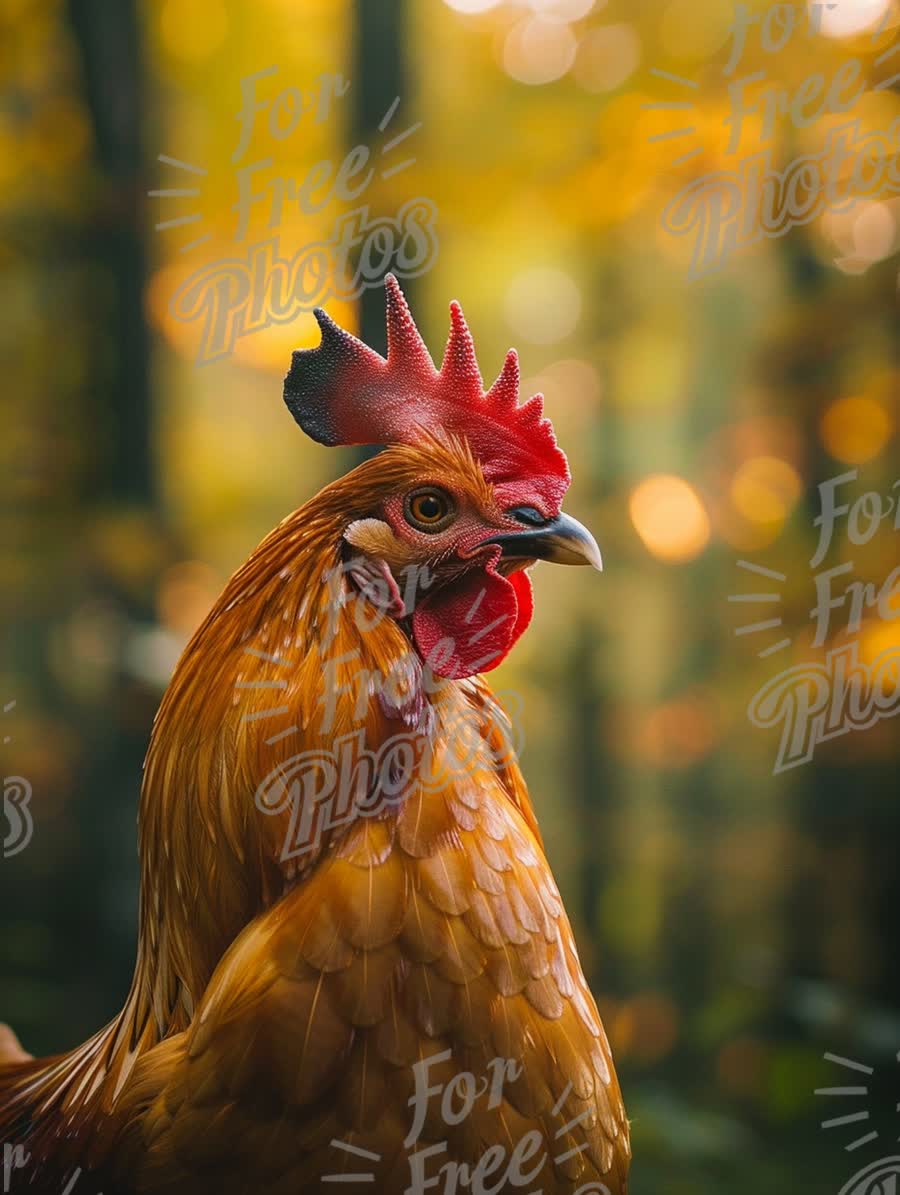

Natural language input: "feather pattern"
[0,436,628,1194]
[110,710,630,1193]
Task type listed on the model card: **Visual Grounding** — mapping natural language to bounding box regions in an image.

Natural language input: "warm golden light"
[730,456,803,526]
[159,0,229,60]
[629,474,711,562]
[614,992,680,1065]
[145,265,360,371]
[501,15,578,84]
[821,395,894,464]
[574,25,641,93]
[533,0,596,17]
[504,267,581,343]
[636,694,718,767]
[859,616,900,666]
[659,0,734,59]
[812,0,892,37]
[443,0,501,10]
[852,202,897,262]
[157,561,223,638]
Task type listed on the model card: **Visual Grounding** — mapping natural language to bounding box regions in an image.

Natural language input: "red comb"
[283,275,571,509]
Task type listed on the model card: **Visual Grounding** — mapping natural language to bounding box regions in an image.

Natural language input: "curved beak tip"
[540,510,603,571]
[485,511,603,572]
[585,539,604,572]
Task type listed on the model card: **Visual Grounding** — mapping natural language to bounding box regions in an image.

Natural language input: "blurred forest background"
[1,1,899,1192]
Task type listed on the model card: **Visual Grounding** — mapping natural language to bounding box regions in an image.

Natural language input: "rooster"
[1,277,629,1194]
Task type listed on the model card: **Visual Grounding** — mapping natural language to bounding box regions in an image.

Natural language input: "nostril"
[508,505,549,527]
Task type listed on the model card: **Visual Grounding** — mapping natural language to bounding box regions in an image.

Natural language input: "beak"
[482,511,603,571]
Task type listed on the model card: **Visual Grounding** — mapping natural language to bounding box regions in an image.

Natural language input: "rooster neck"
[0,486,545,1182]
[133,492,521,1050]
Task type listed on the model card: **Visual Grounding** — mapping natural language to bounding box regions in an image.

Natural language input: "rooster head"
[283,275,601,681]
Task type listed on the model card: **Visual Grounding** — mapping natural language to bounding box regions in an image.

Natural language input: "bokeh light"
[827,201,899,272]
[501,15,578,84]
[573,24,641,93]
[730,456,803,527]
[156,561,223,639]
[820,395,894,463]
[6,4,900,1189]
[443,0,501,11]
[633,693,719,768]
[530,0,597,17]
[504,266,582,343]
[812,0,893,37]
[852,202,898,261]
[611,992,680,1065]
[859,613,900,666]
[629,474,711,562]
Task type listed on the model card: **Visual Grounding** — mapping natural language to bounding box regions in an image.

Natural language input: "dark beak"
[482,511,603,571]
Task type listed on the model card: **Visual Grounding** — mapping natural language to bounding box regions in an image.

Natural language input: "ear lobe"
[343,518,407,567]
[343,519,434,618]
[344,555,406,619]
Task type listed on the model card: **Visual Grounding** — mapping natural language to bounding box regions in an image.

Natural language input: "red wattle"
[411,565,534,681]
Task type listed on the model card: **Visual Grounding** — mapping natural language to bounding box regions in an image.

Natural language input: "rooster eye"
[404,487,455,532]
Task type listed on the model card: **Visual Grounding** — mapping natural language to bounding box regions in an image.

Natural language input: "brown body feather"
[0,442,629,1193]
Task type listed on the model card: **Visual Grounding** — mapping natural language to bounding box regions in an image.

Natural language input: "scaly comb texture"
[283,275,571,512]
